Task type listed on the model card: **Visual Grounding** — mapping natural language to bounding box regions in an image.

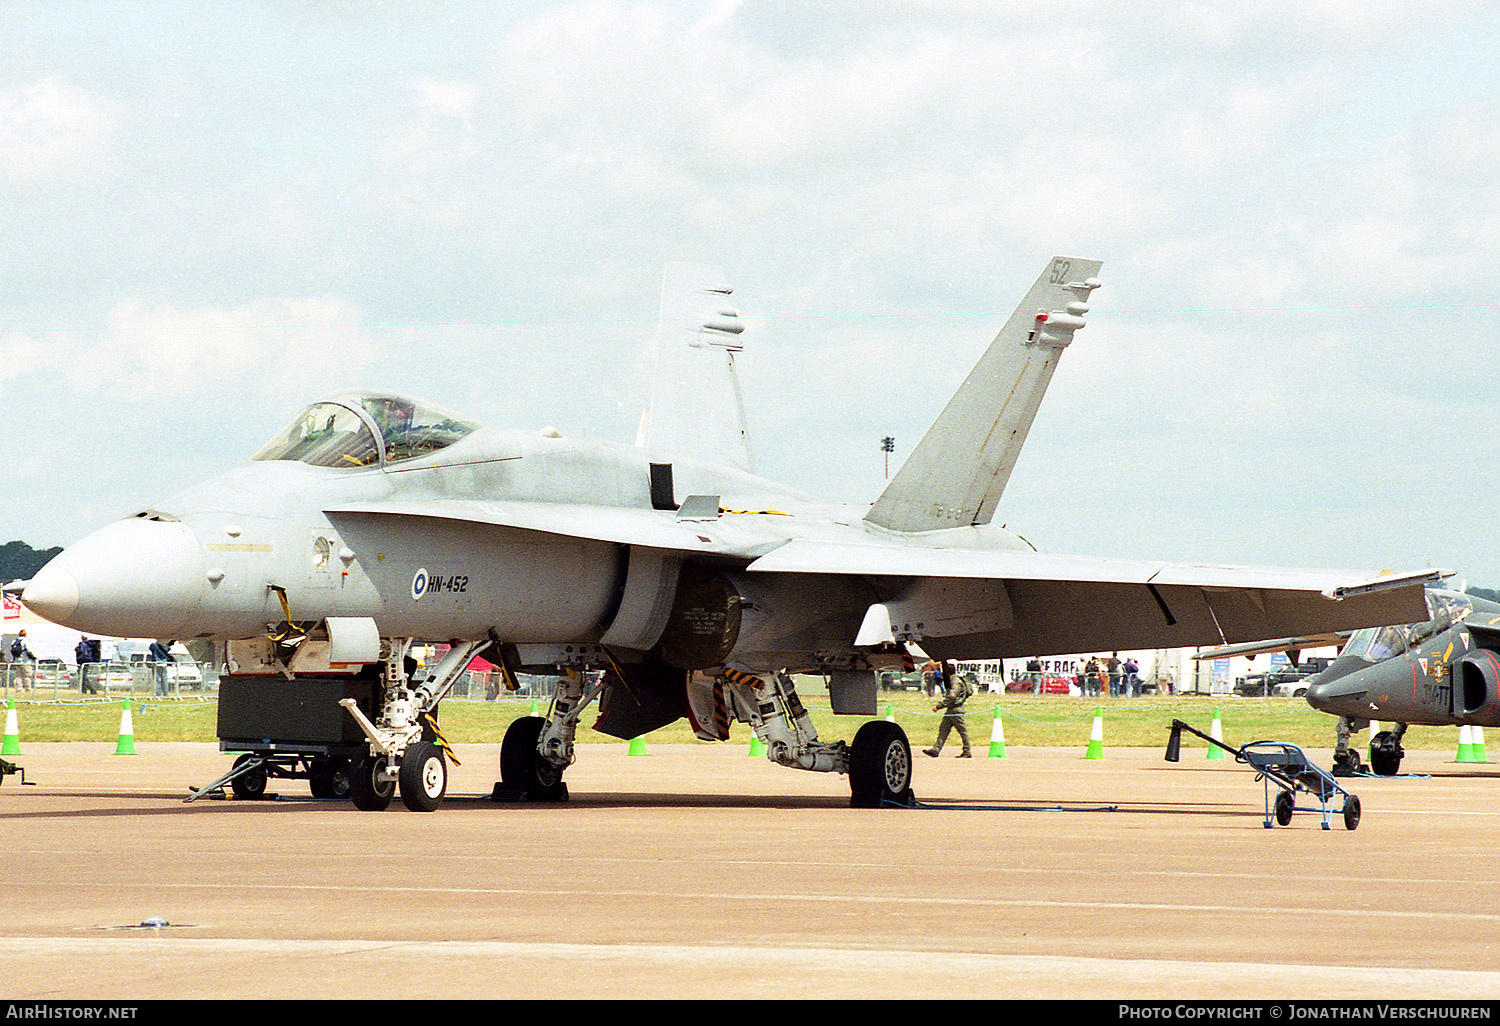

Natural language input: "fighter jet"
[1298,589,1500,776]
[1192,588,1499,776]
[9,256,1444,810]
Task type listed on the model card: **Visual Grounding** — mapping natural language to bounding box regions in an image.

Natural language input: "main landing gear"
[720,670,915,808]
[489,664,917,808]
[492,669,597,801]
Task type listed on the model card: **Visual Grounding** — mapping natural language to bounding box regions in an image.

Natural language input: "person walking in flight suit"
[924,661,973,758]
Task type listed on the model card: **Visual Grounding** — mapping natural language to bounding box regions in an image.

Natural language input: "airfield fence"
[0,662,559,705]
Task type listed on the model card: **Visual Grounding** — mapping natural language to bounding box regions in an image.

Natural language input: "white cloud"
[0,75,117,183]
[2,297,376,401]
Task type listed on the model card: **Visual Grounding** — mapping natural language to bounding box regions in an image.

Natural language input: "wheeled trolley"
[188,743,362,802]
[187,673,382,803]
[1166,719,1361,831]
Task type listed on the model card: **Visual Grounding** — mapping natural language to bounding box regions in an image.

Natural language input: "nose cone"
[1303,664,1371,717]
[19,564,80,622]
[22,518,206,637]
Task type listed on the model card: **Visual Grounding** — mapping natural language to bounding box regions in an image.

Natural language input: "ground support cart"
[187,674,380,802]
[1166,719,1361,831]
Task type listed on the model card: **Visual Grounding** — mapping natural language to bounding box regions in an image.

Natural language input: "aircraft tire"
[499,716,567,801]
[1369,732,1403,777]
[349,753,395,812]
[1332,748,1362,778]
[1273,789,1294,826]
[230,754,267,800]
[1343,794,1362,831]
[848,720,914,809]
[399,741,447,812]
[309,756,352,799]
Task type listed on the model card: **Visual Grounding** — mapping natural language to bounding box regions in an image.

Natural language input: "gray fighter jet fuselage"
[32,401,907,653]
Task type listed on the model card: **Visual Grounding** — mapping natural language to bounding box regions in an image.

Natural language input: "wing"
[1190,636,1350,661]
[745,539,1445,660]
[324,497,789,559]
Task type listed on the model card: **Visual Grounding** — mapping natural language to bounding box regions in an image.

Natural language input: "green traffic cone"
[885,704,895,723]
[114,701,136,756]
[1207,708,1225,761]
[2,699,19,756]
[1457,725,1478,763]
[628,735,648,756]
[1084,706,1104,760]
[748,734,766,757]
[987,707,1006,759]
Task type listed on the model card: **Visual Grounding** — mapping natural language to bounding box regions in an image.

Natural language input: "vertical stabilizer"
[636,262,754,473]
[864,256,1102,533]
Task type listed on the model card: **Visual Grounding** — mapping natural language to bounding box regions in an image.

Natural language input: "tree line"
[1,541,64,583]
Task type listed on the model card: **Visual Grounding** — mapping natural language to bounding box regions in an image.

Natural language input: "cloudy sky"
[5,1,1500,584]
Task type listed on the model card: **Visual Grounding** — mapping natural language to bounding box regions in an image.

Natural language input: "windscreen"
[252,402,381,468]
[1340,624,1409,663]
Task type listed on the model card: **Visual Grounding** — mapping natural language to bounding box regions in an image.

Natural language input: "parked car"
[99,659,135,690]
[33,658,70,686]
[124,651,204,691]
[1234,664,1311,697]
[878,671,925,691]
[1005,673,1074,695]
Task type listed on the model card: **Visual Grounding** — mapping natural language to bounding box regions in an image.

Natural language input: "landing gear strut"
[723,670,914,808]
[340,638,486,812]
[1332,715,1368,778]
[493,670,599,801]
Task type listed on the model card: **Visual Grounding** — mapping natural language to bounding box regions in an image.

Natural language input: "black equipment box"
[217,674,380,746]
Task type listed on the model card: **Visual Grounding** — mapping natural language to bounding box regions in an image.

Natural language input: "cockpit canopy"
[1339,590,1474,663]
[253,391,480,468]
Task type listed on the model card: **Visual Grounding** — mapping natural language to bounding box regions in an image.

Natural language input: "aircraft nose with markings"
[10,258,1446,810]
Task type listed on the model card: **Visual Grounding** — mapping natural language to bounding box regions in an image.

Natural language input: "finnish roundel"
[412,568,428,601]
